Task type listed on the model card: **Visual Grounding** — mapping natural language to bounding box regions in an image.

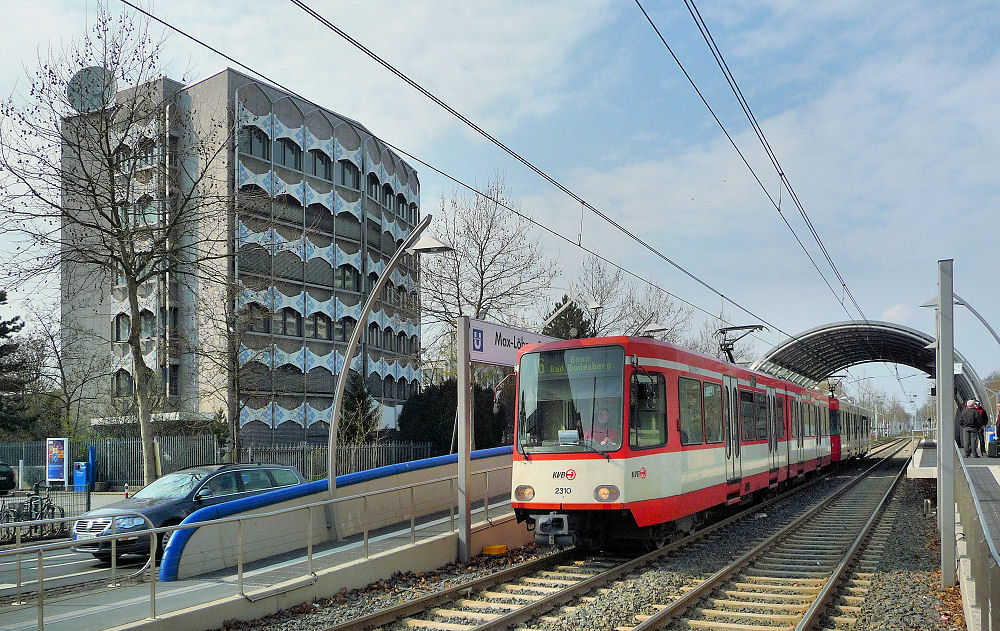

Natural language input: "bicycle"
[29,483,66,537]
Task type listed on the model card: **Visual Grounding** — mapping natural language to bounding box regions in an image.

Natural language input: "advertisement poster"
[46,438,69,484]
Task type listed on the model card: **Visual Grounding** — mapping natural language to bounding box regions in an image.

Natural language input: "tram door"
[791,395,802,472]
[723,375,741,484]
[776,393,788,475]
[766,386,778,474]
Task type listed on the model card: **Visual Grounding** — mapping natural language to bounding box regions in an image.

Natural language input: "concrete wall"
[165,448,515,580]
[113,513,532,631]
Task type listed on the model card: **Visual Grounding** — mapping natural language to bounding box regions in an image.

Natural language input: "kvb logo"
[566,469,576,481]
[553,469,577,480]
[631,467,647,479]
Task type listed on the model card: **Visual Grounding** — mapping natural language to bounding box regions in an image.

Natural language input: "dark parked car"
[72,463,304,561]
[0,463,15,495]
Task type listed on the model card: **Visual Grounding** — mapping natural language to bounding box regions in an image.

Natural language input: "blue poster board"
[46,438,69,484]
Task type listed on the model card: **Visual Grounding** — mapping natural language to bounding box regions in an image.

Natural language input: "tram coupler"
[534,512,571,546]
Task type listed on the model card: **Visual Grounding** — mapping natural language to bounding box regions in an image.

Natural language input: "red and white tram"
[510,336,871,548]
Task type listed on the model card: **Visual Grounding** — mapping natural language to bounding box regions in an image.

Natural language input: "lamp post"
[326,215,452,513]
[539,290,602,333]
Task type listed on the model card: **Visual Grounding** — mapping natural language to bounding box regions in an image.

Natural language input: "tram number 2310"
[554,487,572,495]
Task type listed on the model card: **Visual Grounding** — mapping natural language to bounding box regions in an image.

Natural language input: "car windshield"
[132,472,206,499]
[517,345,625,453]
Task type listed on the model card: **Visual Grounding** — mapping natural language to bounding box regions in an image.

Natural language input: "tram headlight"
[514,485,535,501]
[593,485,619,502]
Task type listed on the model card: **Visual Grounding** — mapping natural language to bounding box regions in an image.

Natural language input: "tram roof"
[750,320,988,406]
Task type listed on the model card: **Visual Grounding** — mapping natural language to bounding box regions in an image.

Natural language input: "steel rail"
[628,438,910,631]
[794,450,912,629]
[319,437,908,631]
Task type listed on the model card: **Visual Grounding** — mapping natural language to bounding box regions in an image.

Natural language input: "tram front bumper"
[533,512,572,546]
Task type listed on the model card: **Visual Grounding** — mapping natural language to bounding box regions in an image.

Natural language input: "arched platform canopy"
[750,320,989,407]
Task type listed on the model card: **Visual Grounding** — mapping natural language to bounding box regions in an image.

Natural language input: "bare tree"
[571,255,691,341]
[24,307,114,438]
[420,175,559,328]
[0,8,231,483]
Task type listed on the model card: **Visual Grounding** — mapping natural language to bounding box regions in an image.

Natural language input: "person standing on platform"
[976,400,988,456]
[959,399,981,458]
[974,399,990,455]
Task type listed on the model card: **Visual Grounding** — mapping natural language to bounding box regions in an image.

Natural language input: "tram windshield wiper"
[574,438,611,461]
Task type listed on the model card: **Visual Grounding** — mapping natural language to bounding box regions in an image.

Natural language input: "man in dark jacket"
[974,400,990,456]
[959,400,981,458]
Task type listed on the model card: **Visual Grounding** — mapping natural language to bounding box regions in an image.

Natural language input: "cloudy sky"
[1,0,997,408]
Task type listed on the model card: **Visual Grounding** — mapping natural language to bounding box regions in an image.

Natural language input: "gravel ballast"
[214,457,967,631]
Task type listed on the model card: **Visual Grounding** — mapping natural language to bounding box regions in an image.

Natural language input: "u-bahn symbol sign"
[468,318,558,367]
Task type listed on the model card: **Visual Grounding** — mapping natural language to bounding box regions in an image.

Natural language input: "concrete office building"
[61,69,422,445]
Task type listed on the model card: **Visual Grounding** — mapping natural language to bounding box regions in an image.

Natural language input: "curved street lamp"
[326,215,453,515]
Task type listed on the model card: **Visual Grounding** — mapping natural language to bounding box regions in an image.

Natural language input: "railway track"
[319,438,910,631]
[621,441,910,631]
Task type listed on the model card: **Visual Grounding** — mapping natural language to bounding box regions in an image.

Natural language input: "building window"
[367,173,380,200]
[132,195,157,226]
[382,184,393,208]
[383,327,394,351]
[273,138,302,170]
[139,310,156,339]
[306,150,332,180]
[336,160,360,190]
[113,314,130,341]
[136,138,156,168]
[271,307,302,337]
[306,313,332,340]
[395,194,406,219]
[335,317,355,342]
[246,303,270,333]
[168,364,179,396]
[334,265,360,292]
[238,126,270,160]
[409,202,418,224]
[397,332,407,354]
[113,370,134,397]
[367,322,381,347]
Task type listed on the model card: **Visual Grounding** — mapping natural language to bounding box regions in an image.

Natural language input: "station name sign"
[468,318,558,367]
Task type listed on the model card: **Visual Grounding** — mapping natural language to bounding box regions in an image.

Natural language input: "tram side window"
[822,407,829,437]
[775,395,786,439]
[739,390,755,441]
[790,399,797,439]
[679,377,703,445]
[754,392,768,440]
[704,382,723,443]
[629,373,667,449]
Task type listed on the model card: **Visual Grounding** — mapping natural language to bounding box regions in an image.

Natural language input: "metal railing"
[954,441,1000,630]
[0,464,513,630]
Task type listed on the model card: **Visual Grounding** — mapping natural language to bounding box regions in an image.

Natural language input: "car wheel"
[157,525,176,559]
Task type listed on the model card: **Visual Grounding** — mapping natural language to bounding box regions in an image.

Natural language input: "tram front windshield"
[517,345,624,454]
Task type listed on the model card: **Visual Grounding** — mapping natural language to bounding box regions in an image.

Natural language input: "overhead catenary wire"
[673,0,914,401]
[285,0,810,344]
[285,0,898,389]
[113,0,772,348]
[118,0,903,394]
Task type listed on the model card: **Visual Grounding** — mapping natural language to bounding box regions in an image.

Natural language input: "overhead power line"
[117,0,892,387]
[113,0,773,349]
[285,0,812,342]
[636,0,912,400]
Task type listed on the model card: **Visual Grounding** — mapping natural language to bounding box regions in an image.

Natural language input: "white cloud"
[881,304,911,324]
